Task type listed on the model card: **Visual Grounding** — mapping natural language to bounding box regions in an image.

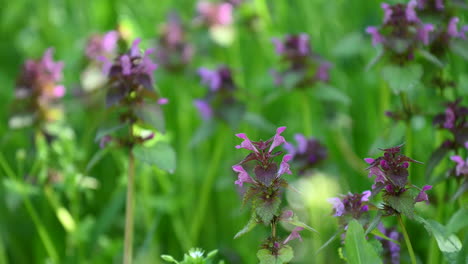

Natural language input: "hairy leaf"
[385,190,415,219]
[234,215,259,239]
[446,208,468,234]
[381,64,422,94]
[257,245,293,264]
[133,142,176,173]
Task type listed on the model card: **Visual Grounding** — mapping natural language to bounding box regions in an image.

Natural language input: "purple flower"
[196,1,233,27]
[233,165,254,187]
[448,17,460,38]
[327,197,345,217]
[283,227,304,244]
[86,30,119,60]
[451,155,468,176]
[328,190,371,219]
[315,62,331,82]
[366,26,384,46]
[235,133,258,152]
[198,68,222,91]
[284,134,327,174]
[381,3,392,23]
[280,210,294,220]
[415,185,432,202]
[193,99,213,120]
[406,0,419,22]
[417,24,434,45]
[269,126,286,152]
[278,154,293,176]
[377,224,401,264]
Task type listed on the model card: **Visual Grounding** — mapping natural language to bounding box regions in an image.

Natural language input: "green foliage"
[254,196,281,224]
[344,220,382,264]
[234,214,259,239]
[384,190,416,219]
[161,248,222,264]
[132,141,176,173]
[257,246,293,264]
[381,64,423,94]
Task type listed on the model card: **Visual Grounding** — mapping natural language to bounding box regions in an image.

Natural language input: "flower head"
[328,190,371,219]
[233,165,255,187]
[376,224,401,264]
[86,31,119,60]
[196,1,233,27]
[283,227,304,244]
[284,134,327,174]
[451,155,468,176]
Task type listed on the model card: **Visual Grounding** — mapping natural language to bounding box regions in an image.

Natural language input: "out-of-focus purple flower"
[233,165,255,187]
[86,31,119,60]
[381,3,393,23]
[196,1,233,27]
[280,210,294,220]
[448,17,460,38]
[283,227,304,244]
[418,24,434,45]
[406,0,420,22]
[271,33,331,89]
[156,13,194,71]
[11,47,65,128]
[284,134,327,174]
[193,99,213,120]
[377,224,401,264]
[415,185,432,202]
[198,68,222,91]
[433,100,468,149]
[366,27,384,46]
[451,155,468,176]
[327,197,345,217]
[328,190,371,219]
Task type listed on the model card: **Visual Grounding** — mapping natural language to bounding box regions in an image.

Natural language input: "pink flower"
[194,99,213,120]
[406,0,419,22]
[278,154,293,176]
[269,126,286,152]
[53,85,65,98]
[283,227,304,244]
[366,26,384,46]
[235,133,258,152]
[417,24,434,45]
[327,197,345,216]
[232,165,254,187]
[361,190,371,202]
[157,98,169,105]
[381,3,392,23]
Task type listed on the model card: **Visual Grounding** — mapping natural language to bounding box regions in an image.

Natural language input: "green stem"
[123,148,135,264]
[398,214,417,264]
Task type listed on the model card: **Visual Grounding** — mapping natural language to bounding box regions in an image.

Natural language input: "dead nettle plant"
[96,38,176,264]
[232,127,317,264]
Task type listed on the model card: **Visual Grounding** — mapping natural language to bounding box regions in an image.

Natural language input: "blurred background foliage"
[0,0,467,263]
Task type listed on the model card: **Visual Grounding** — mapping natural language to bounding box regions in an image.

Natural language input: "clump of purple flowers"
[271,33,331,89]
[195,1,233,28]
[365,144,431,217]
[328,190,371,228]
[97,38,167,148]
[86,30,120,61]
[284,134,327,174]
[366,0,435,64]
[232,127,314,262]
[155,13,194,72]
[10,48,65,130]
[194,66,244,125]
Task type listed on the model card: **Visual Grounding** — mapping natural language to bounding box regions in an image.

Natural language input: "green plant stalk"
[123,148,135,264]
[0,153,59,262]
[398,214,417,264]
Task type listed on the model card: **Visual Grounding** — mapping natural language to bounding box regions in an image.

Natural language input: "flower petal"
[269,126,287,152]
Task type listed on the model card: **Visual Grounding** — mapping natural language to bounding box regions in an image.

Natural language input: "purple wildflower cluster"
[195,1,233,27]
[155,13,194,71]
[328,190,371,227]
[433,99,468,150]
[10,48,65,130]
[194,66,244,124]
[97,39,167,148]
[284,134,327,174]
[366,1,436,64]
[86,30,120,61]
[365,144,431,217]
[232,127,311,258]
[271,34,331,89]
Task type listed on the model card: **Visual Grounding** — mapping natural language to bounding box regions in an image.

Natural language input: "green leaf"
[446,208,468,234]
[344,220,382,264]
[451,40,468,60]
[134,102,165,133]
[161,255,179,263]
[456,233,468,264]
[381,64,423,94]
[133,142,176,173]
[95,123,127,142]
[315,232,339,255]
[234,215,259,239]
[189,119,216,148]
[254,197,281,224]
[425,145,450,183]
[364,211,382,236]
[417,50,444,68]
[257,246,294,264]
[370,229,400,245]
[384,191,415,219]
[416,216,462,263]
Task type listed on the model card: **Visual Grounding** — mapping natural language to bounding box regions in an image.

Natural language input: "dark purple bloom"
[284,134,327,174]
[283,227,303,244]
[433,99,468,148]
[415,185,432,202]
[376,224,401,264]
